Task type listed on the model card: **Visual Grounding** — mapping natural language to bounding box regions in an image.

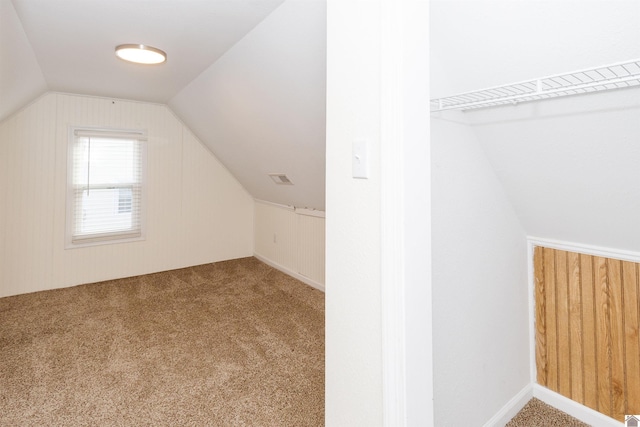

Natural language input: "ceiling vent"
[269,173,293,185]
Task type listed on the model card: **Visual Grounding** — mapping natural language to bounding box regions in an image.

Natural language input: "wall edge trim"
[482,383,533,427]
[254,198,326,217]
[527,236,640,263]
[254,198,295,211]
[532,384,624,427]
[294,207,325,218]
[253,252,325,292]
[527,241,537,384]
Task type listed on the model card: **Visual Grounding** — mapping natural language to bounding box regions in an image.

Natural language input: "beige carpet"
[507,398,591,427]
[0,257,324,426]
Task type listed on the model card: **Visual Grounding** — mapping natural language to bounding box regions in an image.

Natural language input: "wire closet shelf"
[430,59,640,112]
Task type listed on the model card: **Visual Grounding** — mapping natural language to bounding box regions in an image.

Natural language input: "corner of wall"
[533,385,624,427]
[0,93,256,297]
[482,384,533,427]
[431,115,530,425]
[253,199,325,291]
[165,104,254,201]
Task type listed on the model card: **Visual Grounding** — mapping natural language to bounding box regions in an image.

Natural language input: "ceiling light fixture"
[115,44,166,65]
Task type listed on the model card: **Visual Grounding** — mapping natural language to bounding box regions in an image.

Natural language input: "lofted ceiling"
[1,0,326,210]
[431,0,640,252]
[6,0,285,105]
[7,0,638,223]
[169,1,326,210]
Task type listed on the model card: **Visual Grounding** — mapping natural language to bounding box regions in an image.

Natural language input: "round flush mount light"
[115,44,166,65]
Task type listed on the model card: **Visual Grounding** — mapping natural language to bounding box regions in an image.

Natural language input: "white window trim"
[65,126,147,249]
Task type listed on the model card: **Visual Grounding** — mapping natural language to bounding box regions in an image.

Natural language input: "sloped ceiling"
[169,1,326,210]
[432,0,640,252]
[1,0,326,211]
[431,0,640,99]
[0,0,47,120]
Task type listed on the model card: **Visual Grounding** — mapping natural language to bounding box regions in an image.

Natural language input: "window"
[118,188,133,213]
[66,128,146,247]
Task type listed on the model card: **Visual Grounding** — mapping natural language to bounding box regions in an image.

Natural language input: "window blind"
[69,131,144,244]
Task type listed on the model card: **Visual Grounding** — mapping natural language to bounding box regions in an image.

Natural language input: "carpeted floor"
[507,398,591,427]
[0,257,324,426]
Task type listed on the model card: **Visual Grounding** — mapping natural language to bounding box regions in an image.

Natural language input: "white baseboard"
[533,384,624,427]
[484,383,625,427]
[253,253,325,292]
[483,384,533,427]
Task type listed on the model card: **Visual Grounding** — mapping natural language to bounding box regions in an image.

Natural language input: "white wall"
[170,0,326,211]
[468,88,640,253]
[430,0,640,255]
[431,115,530,426]
[0,0,47,121]
[326,1,383,424]
[0,92,254,298]
[326,1,432,425]
[253,200,325,290]
[430,0,640,99]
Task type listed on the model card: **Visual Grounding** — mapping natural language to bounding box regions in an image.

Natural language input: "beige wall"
[0,93,253,298]
[253,200,324,290]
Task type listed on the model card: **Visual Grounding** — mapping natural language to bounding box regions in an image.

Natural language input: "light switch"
[352,140,369,179]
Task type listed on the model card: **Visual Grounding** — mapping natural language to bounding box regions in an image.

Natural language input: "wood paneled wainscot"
[534,247,640,422]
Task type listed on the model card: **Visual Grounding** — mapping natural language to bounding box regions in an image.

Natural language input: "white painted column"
[326,0,432,425]
[380,1,432,425]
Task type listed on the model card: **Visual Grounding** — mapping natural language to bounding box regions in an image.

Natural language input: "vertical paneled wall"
[535,246,640,422]
[297,213,325,284]
[0,93,254,298]
[254,200,325,290]
[0,94,57,296]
